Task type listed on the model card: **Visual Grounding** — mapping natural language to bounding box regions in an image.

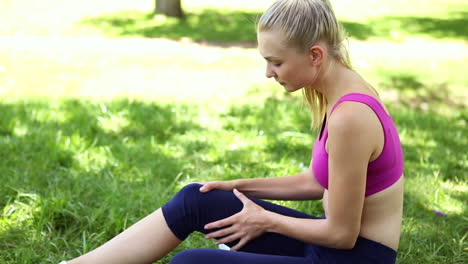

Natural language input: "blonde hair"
[257,0,352,129]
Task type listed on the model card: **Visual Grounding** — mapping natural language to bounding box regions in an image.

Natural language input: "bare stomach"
[322,176,404,251]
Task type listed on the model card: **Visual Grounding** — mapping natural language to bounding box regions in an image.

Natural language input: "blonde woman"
[61,0,404,263]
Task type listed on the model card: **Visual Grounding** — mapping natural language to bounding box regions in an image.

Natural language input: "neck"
[313,61,357,115]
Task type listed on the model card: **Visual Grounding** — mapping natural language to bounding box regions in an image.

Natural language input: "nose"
[265,63,277,78]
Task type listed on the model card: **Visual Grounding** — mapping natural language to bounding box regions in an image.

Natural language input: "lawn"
[78,0,468,42]
[0,0,467,263]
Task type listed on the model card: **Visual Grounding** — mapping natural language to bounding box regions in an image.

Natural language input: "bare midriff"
[322,176,404,251]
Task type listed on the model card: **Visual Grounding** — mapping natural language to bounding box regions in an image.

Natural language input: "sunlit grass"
[0,93,466,263]
[2,0,466,41]
[1,40,467,109]
[76,0,467,42]
[0,0,467,263]
[0,40,265,104]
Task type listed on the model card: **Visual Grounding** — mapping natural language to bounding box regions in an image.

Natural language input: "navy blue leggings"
[162,183,397,264]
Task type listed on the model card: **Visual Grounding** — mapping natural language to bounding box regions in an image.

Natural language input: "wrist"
[263,210,278,233]
[230,179,241,190]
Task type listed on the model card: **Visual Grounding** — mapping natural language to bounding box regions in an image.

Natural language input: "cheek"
[282,66,302,83]
[293,62,315,84]
[278,66,294,80]
[287,68,314,89]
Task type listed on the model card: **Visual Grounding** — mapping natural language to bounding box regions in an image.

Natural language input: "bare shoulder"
[328,101,378,136]
[328,101,383,159]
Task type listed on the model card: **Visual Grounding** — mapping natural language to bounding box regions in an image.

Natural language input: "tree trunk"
[155,0,184,18]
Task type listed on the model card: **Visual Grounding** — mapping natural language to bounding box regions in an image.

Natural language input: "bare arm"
[200,168,324,201]
[232,170,324,200]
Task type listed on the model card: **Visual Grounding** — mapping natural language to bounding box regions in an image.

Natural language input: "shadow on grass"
[378,70,466,109]
[0,99,207,262]
[80,9,467,44]
[342,12,468,40]
[399,192,467,263]
[222,96,313,162]
[0,99,201,225]
[80,9,260,46]
[392,107,467,182]
[379,72,425,92]
[0,94,466,263]
[388,104,466,262]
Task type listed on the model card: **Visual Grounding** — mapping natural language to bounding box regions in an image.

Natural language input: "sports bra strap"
[330,93,389,120]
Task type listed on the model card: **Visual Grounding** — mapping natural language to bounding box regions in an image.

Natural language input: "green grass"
[80,9,260,42]
[0,91,466,263]
[78,0,468,42]
[1,0,467,263]
[80,10,468,42]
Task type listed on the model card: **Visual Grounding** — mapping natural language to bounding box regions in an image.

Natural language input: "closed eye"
[263,56,282,67]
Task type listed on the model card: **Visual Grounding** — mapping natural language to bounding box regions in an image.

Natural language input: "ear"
[308,45,325,66]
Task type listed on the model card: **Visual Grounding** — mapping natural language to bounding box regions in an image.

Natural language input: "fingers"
[215,233,243,245]
[199,183,211,192]
[200,182,218,192]
[230,238,249,251]
[205,226,236,239]
[199,181,222,193]
[205,215,236,230]
[233,189,250,205]
[206,225,251,251]
[190,182,209,192]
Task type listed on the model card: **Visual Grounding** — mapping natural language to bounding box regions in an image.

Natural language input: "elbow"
[300,170,325,200]
[305,189,324,201]
[305,184,325,200]
[334,235,358,249]
[311,190,324,200]
[329,227,359,249]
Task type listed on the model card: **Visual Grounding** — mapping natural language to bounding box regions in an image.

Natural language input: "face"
[257,30,319,92]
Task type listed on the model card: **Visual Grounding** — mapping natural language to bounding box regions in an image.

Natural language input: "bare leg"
[68,208,181,264]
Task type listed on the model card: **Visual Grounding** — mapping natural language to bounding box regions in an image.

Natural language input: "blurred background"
[0,0,466,263]
[1,0,466,104]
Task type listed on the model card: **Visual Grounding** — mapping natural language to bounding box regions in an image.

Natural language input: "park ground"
[0,0,467,263]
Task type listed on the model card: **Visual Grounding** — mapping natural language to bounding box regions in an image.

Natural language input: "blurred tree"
[155,0,184,18]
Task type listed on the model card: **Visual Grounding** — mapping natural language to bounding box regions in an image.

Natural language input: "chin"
[284,85,302,93]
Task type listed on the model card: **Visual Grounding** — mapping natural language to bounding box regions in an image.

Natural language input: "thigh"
[169,248,313,264]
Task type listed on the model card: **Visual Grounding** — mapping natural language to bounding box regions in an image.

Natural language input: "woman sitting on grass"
[61,0,404,263]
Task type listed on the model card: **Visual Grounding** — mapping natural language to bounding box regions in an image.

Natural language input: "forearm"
[265,211,357,249]
[232,170,324,200]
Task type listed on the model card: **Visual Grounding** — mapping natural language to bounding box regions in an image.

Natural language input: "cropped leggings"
[162,183,397,264]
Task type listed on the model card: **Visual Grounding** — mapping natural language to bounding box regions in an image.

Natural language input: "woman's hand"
[197,180,236,193]
[204,189,272,251]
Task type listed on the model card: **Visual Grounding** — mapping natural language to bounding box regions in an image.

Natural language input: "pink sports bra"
[312,93,404,196]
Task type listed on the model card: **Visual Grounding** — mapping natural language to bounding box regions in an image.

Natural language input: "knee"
[169,183,205,211]
[178,183,203,197]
